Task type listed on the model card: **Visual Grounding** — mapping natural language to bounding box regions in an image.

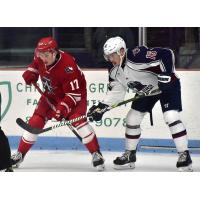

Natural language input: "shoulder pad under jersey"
[127,46,149,63]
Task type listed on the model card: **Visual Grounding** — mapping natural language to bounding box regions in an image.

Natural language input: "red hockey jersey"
[26,50,86,110]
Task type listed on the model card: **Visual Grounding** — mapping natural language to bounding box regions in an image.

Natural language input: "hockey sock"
[18,114,45,155]
[85,135,100,154]
[18,137,35,156]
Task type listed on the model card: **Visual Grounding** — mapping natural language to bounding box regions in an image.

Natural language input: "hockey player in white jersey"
[88,36,192,171]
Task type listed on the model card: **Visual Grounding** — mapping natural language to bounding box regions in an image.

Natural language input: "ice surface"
[11,150,200,172]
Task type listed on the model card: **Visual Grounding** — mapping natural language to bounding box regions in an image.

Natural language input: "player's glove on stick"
[22,70,39,85]
[127,81,154,96]
[87,102,110,122]
[158,73,173,91]
[53,102,70,121]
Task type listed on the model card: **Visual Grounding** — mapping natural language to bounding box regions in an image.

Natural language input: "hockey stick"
[110,88,161,109]
[33,83,82,140]
[17,82,82,140]
[16,88,161,135]
[16,115,86,135]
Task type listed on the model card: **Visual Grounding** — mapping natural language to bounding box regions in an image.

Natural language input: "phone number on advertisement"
[94,118,126,127]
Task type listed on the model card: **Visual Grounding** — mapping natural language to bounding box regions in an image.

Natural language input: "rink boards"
[0,69,200,153]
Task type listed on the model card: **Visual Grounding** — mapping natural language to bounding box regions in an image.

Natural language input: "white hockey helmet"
[103,36,126,60]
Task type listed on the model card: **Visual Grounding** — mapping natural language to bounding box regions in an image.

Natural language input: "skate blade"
[178,164,193,172]
[113,162,135,170]
[12,163,21,169]
[5,167,14,172]
[96,164,105,172]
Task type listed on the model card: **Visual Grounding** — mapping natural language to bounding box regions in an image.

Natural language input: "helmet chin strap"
[117,51,125,68]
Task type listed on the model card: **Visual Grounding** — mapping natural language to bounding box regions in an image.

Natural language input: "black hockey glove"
[87,102,110,122]
[158,73,173,91]
[127,81,154,96]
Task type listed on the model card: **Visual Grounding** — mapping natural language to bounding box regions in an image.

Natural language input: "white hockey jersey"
[103,46,179,106]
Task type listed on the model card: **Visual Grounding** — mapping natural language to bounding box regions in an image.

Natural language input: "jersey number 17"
[70,79,79,90]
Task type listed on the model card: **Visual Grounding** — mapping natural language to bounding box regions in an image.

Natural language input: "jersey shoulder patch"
[65,66,74,73]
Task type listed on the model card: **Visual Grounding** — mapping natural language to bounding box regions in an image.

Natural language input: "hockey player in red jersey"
[11,37,105,171]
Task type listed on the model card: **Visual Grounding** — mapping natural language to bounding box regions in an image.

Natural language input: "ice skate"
[92,151,105,171]
[176,150,193,172]
[4,167,14,172]
[113,150,136,170]
[11,151,24,168]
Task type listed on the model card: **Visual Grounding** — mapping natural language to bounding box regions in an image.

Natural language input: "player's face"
[37,51,56,66]
[105,48,125,66]
[106,53,121,65]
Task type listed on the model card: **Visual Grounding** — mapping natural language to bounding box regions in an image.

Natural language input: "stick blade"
[16,118,42,134]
